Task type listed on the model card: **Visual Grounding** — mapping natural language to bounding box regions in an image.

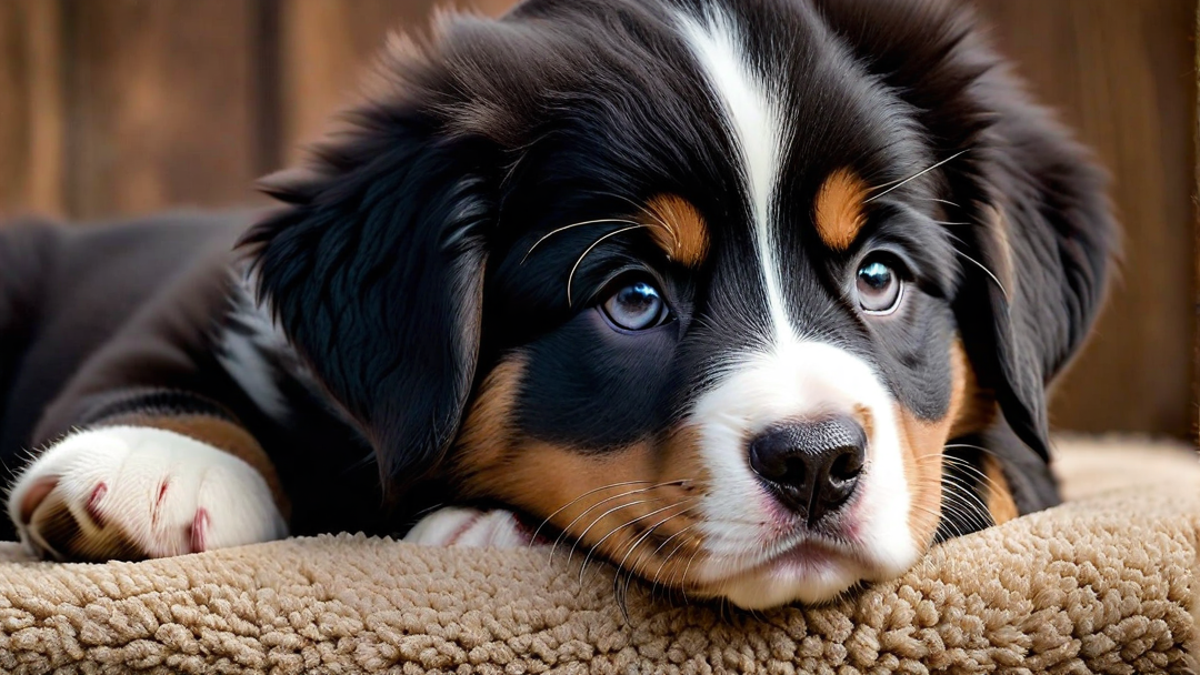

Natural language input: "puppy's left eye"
[602,281,668,331]
[856,259,903,314]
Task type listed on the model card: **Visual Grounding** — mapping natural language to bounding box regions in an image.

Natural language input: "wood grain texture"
[63,0,263,218]
[974,0,1197,437]
[0,0,1194,437]
[0,0,64,218]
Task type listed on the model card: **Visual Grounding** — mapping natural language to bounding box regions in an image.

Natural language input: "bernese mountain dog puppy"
[0,0,1115,609]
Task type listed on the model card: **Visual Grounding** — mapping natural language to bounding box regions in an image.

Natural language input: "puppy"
[0,0,1115,609]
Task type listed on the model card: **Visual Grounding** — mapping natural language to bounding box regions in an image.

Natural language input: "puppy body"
[0,0,1115,609]
[0,215,388,548]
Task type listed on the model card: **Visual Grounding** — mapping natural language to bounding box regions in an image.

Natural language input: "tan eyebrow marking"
[643,194,710,267]
[814,169,870,250]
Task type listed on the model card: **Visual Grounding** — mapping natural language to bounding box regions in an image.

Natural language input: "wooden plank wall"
[0,0,1195,438]
[0,0,63,217]
[0,0,511,219]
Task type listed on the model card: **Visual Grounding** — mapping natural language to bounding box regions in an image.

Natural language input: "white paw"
[404,506,539,548]
[6,426,288,560]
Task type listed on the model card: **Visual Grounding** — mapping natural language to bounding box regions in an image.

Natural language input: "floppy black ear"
[948,41,1118,467]
[242,98,497,490]
[814,0,1118,467]
[955,121,1116,463]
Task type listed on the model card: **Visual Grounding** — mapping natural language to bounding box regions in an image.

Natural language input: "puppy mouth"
[699,520,860,576]
[685,491,894,609]
[719,537,851,578]
[695,534,871,609]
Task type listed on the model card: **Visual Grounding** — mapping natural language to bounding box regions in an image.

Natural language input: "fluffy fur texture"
[0,0,1115,609]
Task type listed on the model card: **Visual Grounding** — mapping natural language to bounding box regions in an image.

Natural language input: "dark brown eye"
[856,260,902,314]
[602,281,667,331]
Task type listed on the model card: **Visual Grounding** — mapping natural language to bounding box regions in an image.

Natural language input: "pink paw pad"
[190,508,209,553]
[18,476,59,525]
[152,481,169,524]
[85,483,108,527]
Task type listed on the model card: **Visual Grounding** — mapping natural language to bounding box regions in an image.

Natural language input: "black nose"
[748,417,867,526]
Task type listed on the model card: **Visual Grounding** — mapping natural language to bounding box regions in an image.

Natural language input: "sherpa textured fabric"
[0,437,1197,674]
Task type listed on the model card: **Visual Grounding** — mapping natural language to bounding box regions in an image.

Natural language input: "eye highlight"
[855,258,903,314]
[601,280,669,331]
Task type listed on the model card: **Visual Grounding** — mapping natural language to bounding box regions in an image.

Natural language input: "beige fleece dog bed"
[0,437,1197,674]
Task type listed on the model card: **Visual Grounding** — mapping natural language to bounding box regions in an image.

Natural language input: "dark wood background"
[1,0,1195,438]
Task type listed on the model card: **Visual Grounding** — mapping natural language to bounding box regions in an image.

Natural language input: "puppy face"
[249,0,1115,609]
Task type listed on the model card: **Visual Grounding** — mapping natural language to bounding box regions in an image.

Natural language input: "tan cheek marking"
[453,355,526,482]
[853,405,875,442]
[100,414,290,519]
[983,456,1019,525]
[814,169,869,250]
[896,410,946,552]
[895,340,971,550]
[643,194,710,267]
[455,374,710,587]
[948,341,997,438]
[942,338,1010,524]
[492,435,707,588]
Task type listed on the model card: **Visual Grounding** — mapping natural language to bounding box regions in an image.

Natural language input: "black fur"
[243,0,1113,513]
[1,0,1115,556]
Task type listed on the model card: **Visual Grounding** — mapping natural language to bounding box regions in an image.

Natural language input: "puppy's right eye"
[601,280,669,331]
[856,257,903,315]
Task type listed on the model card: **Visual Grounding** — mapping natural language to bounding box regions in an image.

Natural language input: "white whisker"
[864,149,969,203]
[566,225,648,306]
[532,479,657,547]
[578,500,687,584]
[520,219,642,265]
[953,249,1009,300]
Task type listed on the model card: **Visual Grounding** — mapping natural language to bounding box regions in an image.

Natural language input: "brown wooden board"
[0,0,65,218]
[63,0,265,218]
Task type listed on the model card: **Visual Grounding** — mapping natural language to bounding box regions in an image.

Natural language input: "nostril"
[748,435,793,482]
[829,446,865,482]
[785,458,807,483]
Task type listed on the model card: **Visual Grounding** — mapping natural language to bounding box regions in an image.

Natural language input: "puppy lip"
[693,502,875,597]
[695,537,865,606]
[761,538,846,573]
[700,530,859,582]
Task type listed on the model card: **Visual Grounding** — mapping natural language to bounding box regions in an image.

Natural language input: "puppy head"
[246,0,1116,609]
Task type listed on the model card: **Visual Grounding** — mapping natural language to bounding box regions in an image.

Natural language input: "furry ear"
[242,104,496,491]
[953,97,1117,464]
[939,11,1117,466]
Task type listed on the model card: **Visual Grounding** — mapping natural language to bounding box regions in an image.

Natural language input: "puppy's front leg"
[6,391,288,561]
[405,506,542,548]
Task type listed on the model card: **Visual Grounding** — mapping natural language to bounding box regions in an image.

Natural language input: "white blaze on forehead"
[675,7,921,608]
[676,7,792,342]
